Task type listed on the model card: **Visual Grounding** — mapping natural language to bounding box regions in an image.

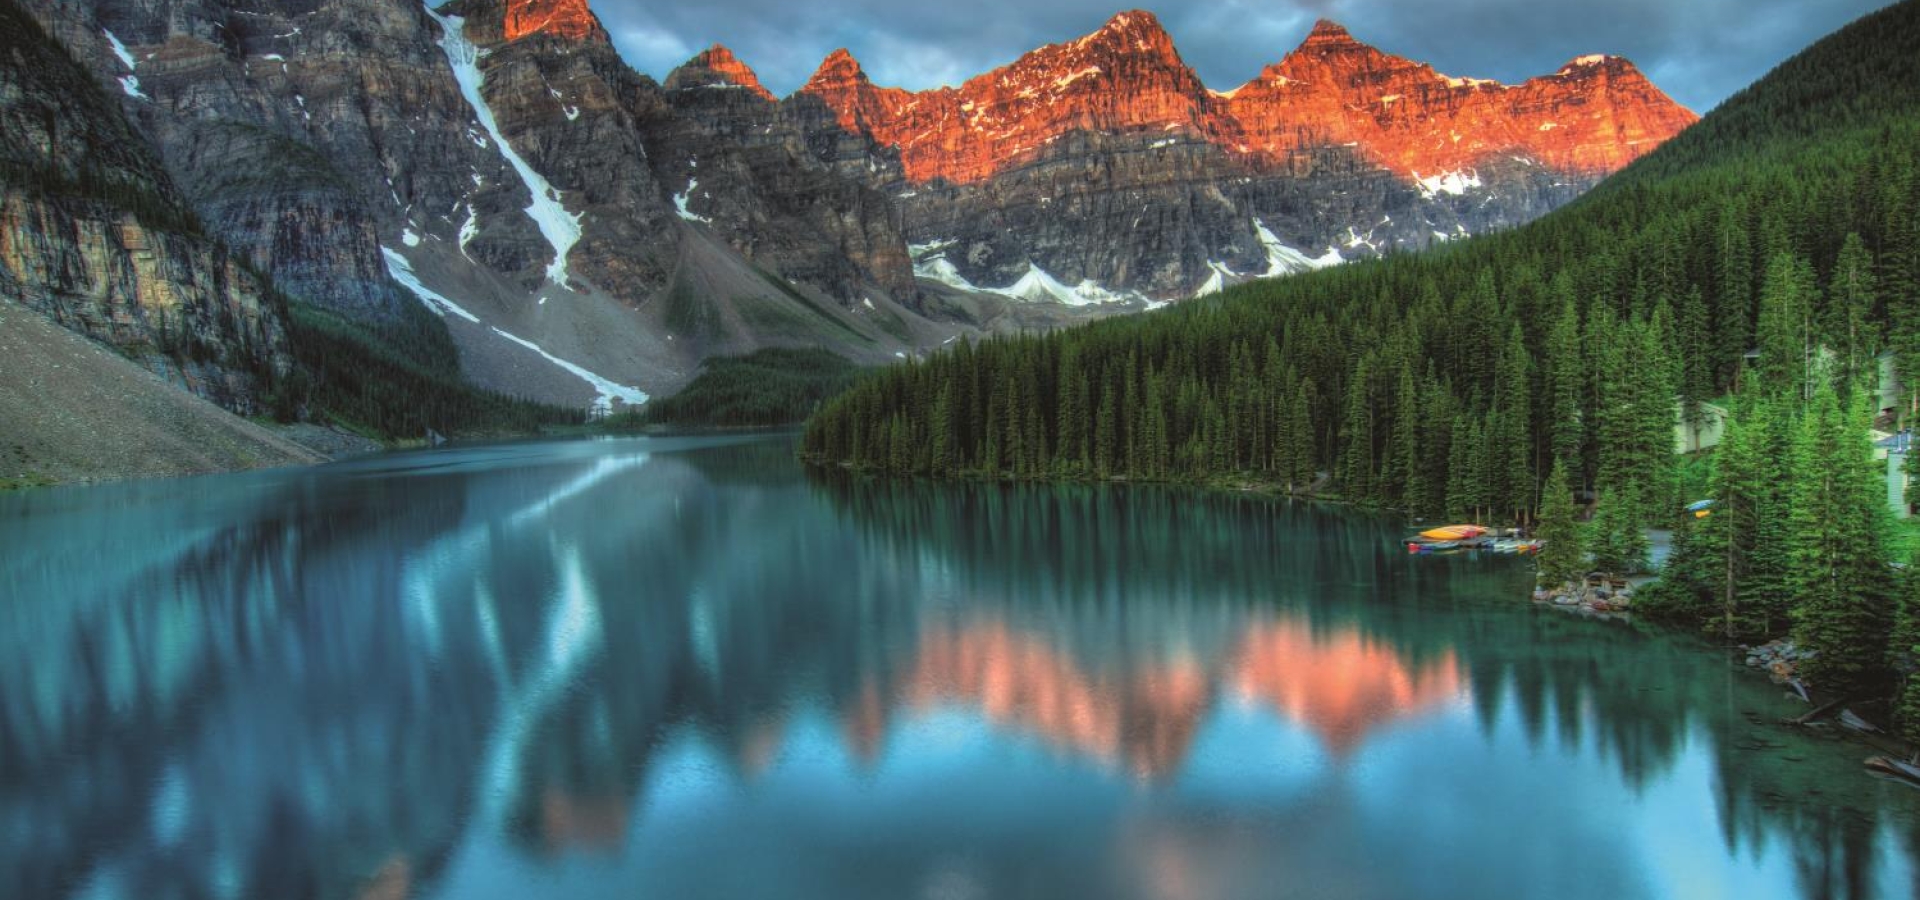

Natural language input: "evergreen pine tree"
[1788,385,1895,697]
[1889,560,1920,744]
[1493,323,1535,520]
[1589,487,1649,575]
[1535,459,1585,588]
[1829,232,1879,398]
[1546,291,1586,478]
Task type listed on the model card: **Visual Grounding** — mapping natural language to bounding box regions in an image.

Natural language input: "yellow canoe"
[1419,525,1488,541]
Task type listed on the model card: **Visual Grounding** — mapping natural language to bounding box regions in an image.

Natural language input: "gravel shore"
[1,298,326,486]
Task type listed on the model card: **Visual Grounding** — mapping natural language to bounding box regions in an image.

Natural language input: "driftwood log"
[1783,695,1852,726]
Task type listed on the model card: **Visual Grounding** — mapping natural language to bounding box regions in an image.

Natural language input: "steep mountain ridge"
[792,13,1694,186]
[8,0,1698,416]
[784,10,1696,300]
[16,0,992,411]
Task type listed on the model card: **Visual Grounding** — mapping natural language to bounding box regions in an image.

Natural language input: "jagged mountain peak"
[1277,17,1402,70]
[1303,18,1358,46]
[669,44,776,100]
[1551,52,1653,82]
[793,7,1692,187]
[501,0,605,43]
[806,48,870,89]
[1089,9,1171,41]
[1053,8,1182,66]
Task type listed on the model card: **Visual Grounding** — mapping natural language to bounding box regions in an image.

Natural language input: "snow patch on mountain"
[1054,66,1102,91]
[458,204,479,260]
[1194,261,1234,297]
[1413,170,1483,198]
[1002,263,1139,306]
[485,328,649,414]
[383,247,647,412]
[910,242,1141,305]
[383,247,480,323]
[1254,219,1344,275]
[102,30,148,100]
[909,241,980,291]
[673,178,713,223]
[425,6,582,286]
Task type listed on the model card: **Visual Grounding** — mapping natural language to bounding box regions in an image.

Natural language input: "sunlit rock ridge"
[787,10,1696,300]
[800,15,1694,186]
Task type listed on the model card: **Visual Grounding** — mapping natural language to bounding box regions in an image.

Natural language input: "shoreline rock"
[1744,639,1815,686]
[1532,579,1635,620]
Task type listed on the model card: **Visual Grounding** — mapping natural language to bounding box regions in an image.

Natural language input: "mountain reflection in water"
[0,434,1915,900]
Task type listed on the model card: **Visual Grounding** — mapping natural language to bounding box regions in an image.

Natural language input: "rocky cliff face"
[1221,20,1698,179]
[0,0,292,413]
[16,0,957,410]
[652,44,919,309]
[790,11,1699,298]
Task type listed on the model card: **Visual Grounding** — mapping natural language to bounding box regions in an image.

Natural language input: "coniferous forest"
[804,1,1920,725]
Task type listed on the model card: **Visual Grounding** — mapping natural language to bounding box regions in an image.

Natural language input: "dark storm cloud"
[590,0,1892,113]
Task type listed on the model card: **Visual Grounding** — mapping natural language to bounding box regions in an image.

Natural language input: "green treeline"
[285,298,583,438]
[612,348,862,428]
[804,0,1920,529]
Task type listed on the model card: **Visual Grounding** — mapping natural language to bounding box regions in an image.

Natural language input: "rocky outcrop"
[0,0,292,413]
[0,194,292,411]
[664,45,775,101]
[20,0,488,322]
[652,44,919,310]
[800,11,1219,186]
[501,0,601,43]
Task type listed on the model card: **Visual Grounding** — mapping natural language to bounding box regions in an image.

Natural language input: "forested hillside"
[804,0,1920,528]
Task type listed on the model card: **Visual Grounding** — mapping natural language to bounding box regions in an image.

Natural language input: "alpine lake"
[2,433,1917,900]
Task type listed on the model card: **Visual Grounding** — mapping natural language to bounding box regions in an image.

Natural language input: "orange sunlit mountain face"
[792,12,1697,185]
[502,0,604,43]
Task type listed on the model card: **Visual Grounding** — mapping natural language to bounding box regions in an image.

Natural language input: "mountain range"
[1,0,1693,439]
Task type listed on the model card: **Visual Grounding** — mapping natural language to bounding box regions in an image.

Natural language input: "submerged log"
[1865,756,1920,787]
[1783,695,1852,726]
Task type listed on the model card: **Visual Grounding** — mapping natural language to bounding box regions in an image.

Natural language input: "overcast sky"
[589,0,1891,114]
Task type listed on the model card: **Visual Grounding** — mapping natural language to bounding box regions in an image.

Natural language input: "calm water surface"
[2,434,1917,900]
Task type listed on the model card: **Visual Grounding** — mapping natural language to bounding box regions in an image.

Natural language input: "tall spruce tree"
[1787,384,1895,697]
[1493,324,1536,521]
[1546,292,1587,480]
[1535,460,1585,587]
[1890,559,1920,744]
[1828,233,1879,396]
[1589,486,1649,575]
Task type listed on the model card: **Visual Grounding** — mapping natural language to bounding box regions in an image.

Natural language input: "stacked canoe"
[1406,525,1542,555]
[1407,525,1489,553]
